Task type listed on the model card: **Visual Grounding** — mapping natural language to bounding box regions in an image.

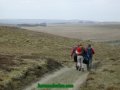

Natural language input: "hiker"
[75,44,85,71]
[85,44,95,71]
[71,44,79,70]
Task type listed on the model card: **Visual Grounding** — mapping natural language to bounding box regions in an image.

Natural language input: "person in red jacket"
[86,44,95,71]
[76,44,85,71]
[71,44,79,70]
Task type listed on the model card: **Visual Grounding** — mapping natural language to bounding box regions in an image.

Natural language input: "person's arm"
[85,48,87,53]
[92,48,95,54]
[82,47,86,55]
[70,47,74,57]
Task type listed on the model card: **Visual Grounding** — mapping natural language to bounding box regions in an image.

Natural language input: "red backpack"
[76,47,83,55]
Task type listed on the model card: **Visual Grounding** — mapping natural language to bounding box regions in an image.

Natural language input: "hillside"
[22,24,120,42]
[80,43,120,90]
[0,26,82,90]
[0,26,120,90]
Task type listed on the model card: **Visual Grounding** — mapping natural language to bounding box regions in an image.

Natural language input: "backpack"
[86,47,93,58]
[83,48,93,64]
[83,52,89,64]
[76,47,83,55]
[83,58,89,64]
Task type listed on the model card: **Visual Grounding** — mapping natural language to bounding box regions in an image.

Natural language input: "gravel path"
[24,67,89,90]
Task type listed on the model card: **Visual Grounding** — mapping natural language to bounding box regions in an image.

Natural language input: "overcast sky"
[0,0,120,21]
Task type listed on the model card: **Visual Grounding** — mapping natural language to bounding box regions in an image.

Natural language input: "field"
[0,26,79,90]
[0,25,120,90]
[22,24,120,42]
[22,24,120,90]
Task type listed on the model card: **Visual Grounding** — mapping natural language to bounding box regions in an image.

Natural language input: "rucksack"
[86,48,93,57]
[83,58,89,64]
[76,47,83,55]
[83,51,89,64]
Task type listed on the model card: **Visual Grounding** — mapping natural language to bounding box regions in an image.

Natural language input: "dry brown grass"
[22,24,120,42]
[0,25,120,90]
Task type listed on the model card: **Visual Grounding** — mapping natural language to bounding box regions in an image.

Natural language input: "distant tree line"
[17,23,47,27]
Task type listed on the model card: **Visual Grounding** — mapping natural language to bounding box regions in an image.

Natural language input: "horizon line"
[0,19,120,22]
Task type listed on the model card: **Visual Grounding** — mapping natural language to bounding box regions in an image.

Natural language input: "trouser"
[87,57,92,71]
[77,55,84,69]
[74,55,77,62]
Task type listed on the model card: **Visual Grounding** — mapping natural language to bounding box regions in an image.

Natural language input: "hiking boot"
[79,68,81,71]
[76,66,78,70]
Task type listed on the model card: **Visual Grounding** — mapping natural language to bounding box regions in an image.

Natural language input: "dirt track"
[24,67,89,90]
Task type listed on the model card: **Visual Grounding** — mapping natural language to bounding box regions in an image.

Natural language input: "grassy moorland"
[0,26,84,90]
[22,24,120,42]
[0,26,120,90]
[80,43,120,90]
[23,24,120,90]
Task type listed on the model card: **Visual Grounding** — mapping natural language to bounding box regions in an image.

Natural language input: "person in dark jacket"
[85,44,95,71]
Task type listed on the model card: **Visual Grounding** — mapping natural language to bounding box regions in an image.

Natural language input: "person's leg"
[81,56,84,71]
[77,56,81,71]
[89,57,93,71]
[78,56,84,71]
[79,56,82,68]
[74,55,78,70]
[76,62,78,70]
[87,62,89,71]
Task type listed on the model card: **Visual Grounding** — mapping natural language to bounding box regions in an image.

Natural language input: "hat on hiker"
[88,44,91,47]
[80,44,82,46]
[77,44,82,47]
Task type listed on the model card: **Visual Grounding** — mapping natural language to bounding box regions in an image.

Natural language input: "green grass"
[0,26,82,90]
[0,26,80,59]
[0,26,120,90]
[80,43,120,90]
